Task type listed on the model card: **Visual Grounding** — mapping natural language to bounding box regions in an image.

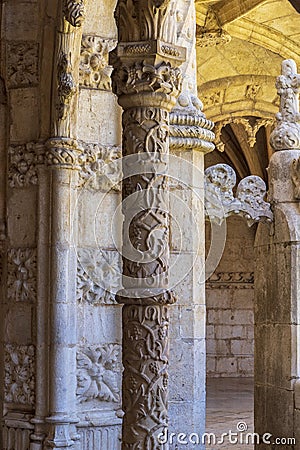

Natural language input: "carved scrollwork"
[205,164,273,225]
[77,344,121,404]
[122,304,169,447]
[63,0,86,27]
[7,248,37,302]
[5,344,35,405]
[270,59,300,151]
[292,157,300,199]
[214,117,275,152]
[79,36,116,90]
[236,176,271,214]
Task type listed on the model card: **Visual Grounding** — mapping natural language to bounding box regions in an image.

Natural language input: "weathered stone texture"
[206,216,255,377]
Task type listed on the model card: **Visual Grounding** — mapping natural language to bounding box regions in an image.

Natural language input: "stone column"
[42,1,86,448]
[255,59,300,449]
[112,1,186,447]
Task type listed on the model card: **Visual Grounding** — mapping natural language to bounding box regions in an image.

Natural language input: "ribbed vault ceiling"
[196,0,300,180]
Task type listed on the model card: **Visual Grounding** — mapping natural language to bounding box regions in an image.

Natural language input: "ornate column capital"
[270,59,300,151]
[112,1,186,110]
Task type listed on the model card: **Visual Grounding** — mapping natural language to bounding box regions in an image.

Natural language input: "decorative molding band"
[206,271,254,289]
[76,344,121,405]
[270,59,300,151]
[6,41,39,88]
[205,163,273,225]
[79,35,117,90]
[8,140,122,187]
[170,110,215,152]
[4,344,35,406]
[214,117,275,152]
[292,157,300,200]
[77,249,121,305]
[7,248,37,302]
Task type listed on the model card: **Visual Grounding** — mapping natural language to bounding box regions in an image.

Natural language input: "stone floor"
[206,378,254,449]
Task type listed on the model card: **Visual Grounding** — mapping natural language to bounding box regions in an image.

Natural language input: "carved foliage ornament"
[78,142,121,191]
[79,36,116,90]
[63,0,86,27]
[115,0,177,44]
[205,164,273,225]
[122,304,169,447]
[112,60,182,98]
[7,248,37,302]
[121,109,170,293]
[77,344,121,404]
[270,59,300,151]
[76,249,121,305]
[5,344,35,405]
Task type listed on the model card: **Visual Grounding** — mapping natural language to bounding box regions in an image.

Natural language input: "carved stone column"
[41,1,86,449]
[112,2,186,447]
[255,59,300,448]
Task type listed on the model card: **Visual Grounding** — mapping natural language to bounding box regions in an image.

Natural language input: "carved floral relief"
[4,344,35,405]
[7,248,37,302]
[76,344,121,404]
[205,164,273,225]
[79,36,116,90]
[8,144,38,187]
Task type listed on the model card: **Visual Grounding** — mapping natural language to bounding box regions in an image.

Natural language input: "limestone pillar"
[111,1,186,447]
[41,2,85,449]
[255,59,300,449]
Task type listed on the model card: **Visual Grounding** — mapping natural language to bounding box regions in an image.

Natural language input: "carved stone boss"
[112,1,186,448]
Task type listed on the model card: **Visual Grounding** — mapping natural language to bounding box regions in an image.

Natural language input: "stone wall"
[206,215,255,378]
